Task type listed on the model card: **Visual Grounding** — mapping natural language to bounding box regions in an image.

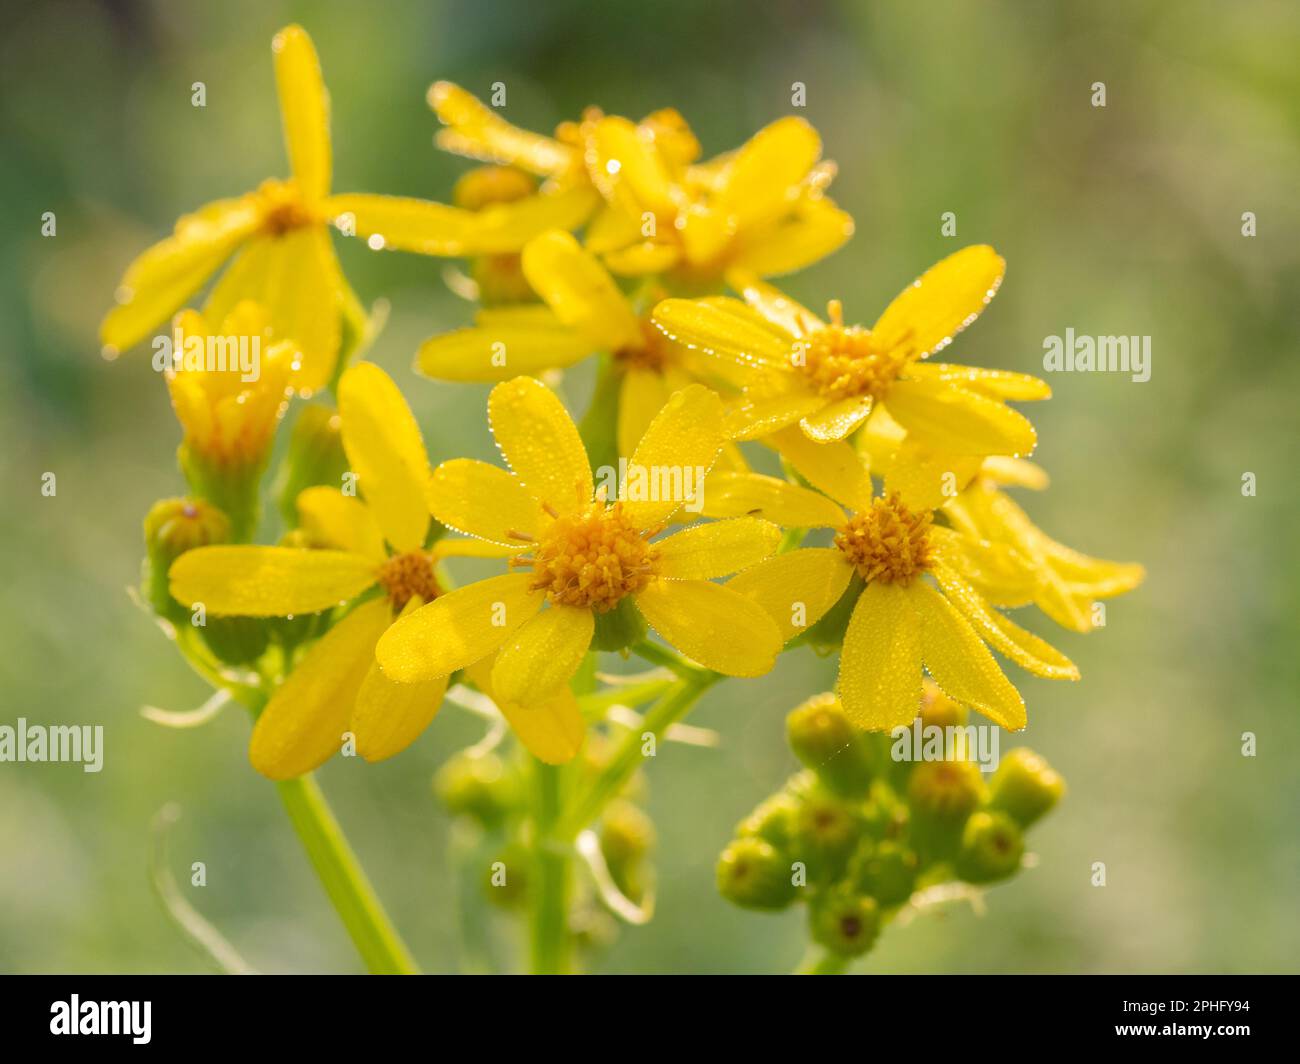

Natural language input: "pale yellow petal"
[491,605,593,705]
[353,665,449,762]
[617,365,670,462]
[296,486,387,562]
[634,579,781,677]
[727,548,854,643]
[327,193,475,254]
[700,471,844,528]
[428,81,577,178]
[726,197,854,277]
[587,115,675,216]
[885,378,1037,457]
[725,386,823,440]
[496,686,585,765]
[907,362,1051,401]
[338,362,432,552]
[882,439,983,511]
[249,598,389,779]
[653,517,781,579]
[837,581,923,731]
[769,425,872,511]
[272,25,331,202]
[488,376,592,515]
[376,573,544,682]
[169,546,375,616]
[417,319,595,382]
[521,231,641,350]
[651,297,794,367]
[602,240,682,276]
[799,395,874,442]
[735,276,824,339]
[427,458,543,545]
[715,117,821,229]
[623,384,724,529]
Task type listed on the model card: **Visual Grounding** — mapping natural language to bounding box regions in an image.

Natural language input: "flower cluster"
[110,25,1142,973]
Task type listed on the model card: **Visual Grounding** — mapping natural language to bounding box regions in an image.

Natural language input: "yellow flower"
[375,376,785,753]
[101,27,589,390]
[581,111,853,285]
[167,363,504,778]
[417,230,748,456]
[653,245,1049,449]
[705,431,1078,732]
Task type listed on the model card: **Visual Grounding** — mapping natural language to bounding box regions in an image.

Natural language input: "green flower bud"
[861,782,909,842]
[716,837,797,911]
[809,888,880,957]
[907,758,987,862]
[989,748,1065,828]
[737,791,801,853]
[601,799,656,901]
[485,843,528,909]
[850,839,918,907]
[786,693,875,797]
[794,785,863,883]
[956,811,1025,884]
[590,596,648,653]
[919,678,969,729]
[200,616,270,666]
[275,404,348,528]
[435,751,517,828]
[142,498,230,623]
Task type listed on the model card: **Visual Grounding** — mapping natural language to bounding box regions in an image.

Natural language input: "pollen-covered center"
[794,301,911,402]
[376,551,440,611]
[256,178,315,236]
[615,319,670,373]
[834,493,933,585]
[519,502,659,612]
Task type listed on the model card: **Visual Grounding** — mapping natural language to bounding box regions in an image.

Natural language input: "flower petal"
[769,425,872,511]
[617,365,670,462]
[727,548,854,642]
[726,197,854,278]
[871,244,1005,361]
[654,517,781,579]
[169,546,375,616]
[338,362,432,552]
[496,686,585,765]
[100,197,260,353]
[296,486,387,562]
[249,598,390,779]
[907,362,1051,401]
[885,378,1037,457]
[715,117,821,229]
[735,277,824,339]
[799,394,874,442]
[520,231,641,351]
[427,458,543,546]
[837,581,923,731]
[488,376,592,515]
[634,579,781,677]
[882,439,983,512]
[701,471,844,528]
[353,662,449,763]
[491,605,593,705]
[587,115,676,217]
[725,386,823,440]
[652,297,794,367]
[911,582,1027,731]
[623,384,724,529]
[428,81,577,178]
[376,572,544,683]
[327,193,474,254]
[417,318,595,382]
[272,25,331,203]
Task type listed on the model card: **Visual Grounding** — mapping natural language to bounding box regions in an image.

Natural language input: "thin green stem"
[529,760,571,974]
[276,774,420,975]
[795,948,851,975]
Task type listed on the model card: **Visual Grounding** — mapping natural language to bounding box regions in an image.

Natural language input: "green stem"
[276,775,420,975]
[795,948,851,975]
[529,761,571,974]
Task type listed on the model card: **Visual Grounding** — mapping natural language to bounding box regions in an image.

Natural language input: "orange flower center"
[256,179,315,236]
[376,551,440,611]
[518,502,659,612]
[835,493,933,585]
[794,300,911,401]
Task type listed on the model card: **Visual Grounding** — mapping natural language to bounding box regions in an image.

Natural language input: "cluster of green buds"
[716,685,1065,963]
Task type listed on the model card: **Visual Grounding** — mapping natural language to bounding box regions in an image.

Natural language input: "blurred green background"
[2,0,1297,974]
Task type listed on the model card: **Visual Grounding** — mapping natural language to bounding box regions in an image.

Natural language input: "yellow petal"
[250,599,388,779]
[715,117,821,229]
[468,186,601,255]
[169,546,375,616]
[654,517,781,579]
[272,25,331,203]
[799,395,874,442]
[417,318,595,382]
[727,548,854,642]
[978,456,1050,491]
[432,537,523,561]
[634,579,781,677]
[326,193,474,254]
[488,376,592,515]
[907,362,1051,401]
[651,297,794,367]
[769,425,872,511]
[491,605,593,704]
[623,384,724,529]
[617,365,671,462]
[376,572,544,682]
[930,562,1078,680]
[353,664,449,763]
[725,386,823,440]
[930,526,1039,607]
[700,471,844,528]
[338,362,432,552]
[587,115,675,217]
[726,197,854,277]
[735,276,824,339]
[601,240,682,276]
[496,686,585,765]
[296,486,387,562]
[427,458,543,546]
[883,439,983,511]
[100,197,259,352]
[521,231,641,350]
[428,81,577,178]
[871,244,1005,361]
[911,583,1026,731]
[837,581,923,731]
[885,378,1037,457]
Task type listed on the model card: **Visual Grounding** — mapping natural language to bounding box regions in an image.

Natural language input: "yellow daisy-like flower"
[167,362,503,778]
[417,230,746,457]
[375,376,786,740]
[581,111,854,285]
[101,27,591,390]
[652,244,1050,449]
[705,431,1078,732]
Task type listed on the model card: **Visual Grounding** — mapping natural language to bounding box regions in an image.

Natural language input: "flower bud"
[919,678,968,729]
[988,747,1065,828]
[907,758,987,863]
[737,791,801,853]
[809,888,880,957]
[793,785,863,883]
[200,616,270,666]
[716,836,797,911]
[956,811,1025,884]
[142,498,230,622]
[786,693,874,797]
[435,751,516,829]
[485,843,529,909]
[275,404,348,527]
[600,799,656,901]
[850,839,918,907]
